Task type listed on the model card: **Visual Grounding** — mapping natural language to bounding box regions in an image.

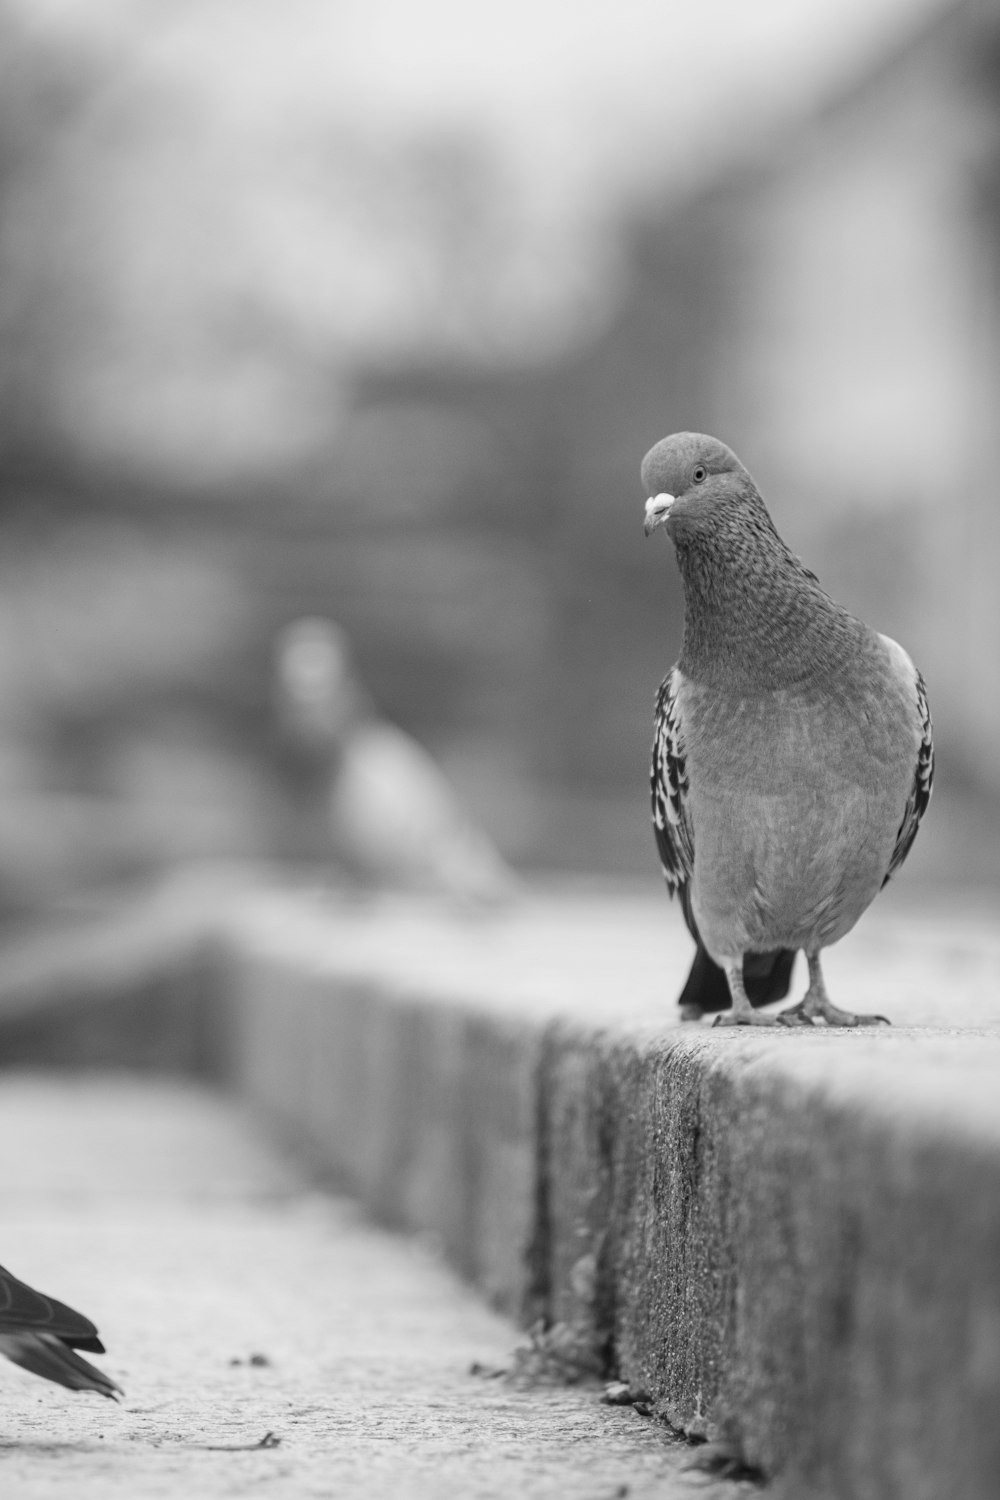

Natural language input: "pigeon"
[274,618,516,904]
[642,432,932,1027]
[0,1262,121,1398]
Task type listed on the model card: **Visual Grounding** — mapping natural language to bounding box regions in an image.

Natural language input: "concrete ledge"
[1,874,1000,1499]
[540,1026,1000,1499]
[224,944,543,1312]
[0,904,223,1073]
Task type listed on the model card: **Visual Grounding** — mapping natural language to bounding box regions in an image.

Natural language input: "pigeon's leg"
[779,951,889,1027]
[712,960,784,1027]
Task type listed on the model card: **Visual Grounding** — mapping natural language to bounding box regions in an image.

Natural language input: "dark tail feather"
[678,942,733,1015]
[0,1332,122,1399]
[677,887,796,1018]
[743,946,797,1006]
[678,942,796,1018]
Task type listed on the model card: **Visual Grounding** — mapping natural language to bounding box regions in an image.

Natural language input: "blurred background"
[0,0,997,927]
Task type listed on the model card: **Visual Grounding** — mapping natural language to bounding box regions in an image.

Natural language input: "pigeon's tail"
[677,886,796,1019]
[0,1332,122,1399]
[678,943,797,1018]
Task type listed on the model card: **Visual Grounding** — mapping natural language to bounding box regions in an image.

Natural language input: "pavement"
[0,1073,742,1500]
[1,867,1000,1499]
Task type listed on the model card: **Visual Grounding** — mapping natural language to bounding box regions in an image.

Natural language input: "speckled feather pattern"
[882,668,934,887]
[650,667,693,895]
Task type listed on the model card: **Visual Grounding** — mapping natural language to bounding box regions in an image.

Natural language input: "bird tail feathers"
[677,887,796,1016]
[678,944,796,1017]
[0,1332,122,1399]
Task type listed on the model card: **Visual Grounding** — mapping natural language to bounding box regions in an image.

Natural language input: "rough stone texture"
[199,884,1000,1499]
[2,870,1000,1497]
[0,1074,732,1499]
[541,1028,1000,1500]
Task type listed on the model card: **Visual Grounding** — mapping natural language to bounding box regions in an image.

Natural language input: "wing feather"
[650,666,694,895]
[0,1262,107,1350]
[882,668,933,887]
[0,1263,121,1399]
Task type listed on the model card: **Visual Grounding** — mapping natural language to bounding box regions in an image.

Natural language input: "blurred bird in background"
[643,432,933,1026]
[273,618,516,905]
[0,1263,121,1399]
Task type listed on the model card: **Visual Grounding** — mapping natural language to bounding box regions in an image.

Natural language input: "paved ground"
[0,1073,747,1500]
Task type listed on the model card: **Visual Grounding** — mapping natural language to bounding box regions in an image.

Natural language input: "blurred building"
[685,0,1000,798]
[0,0,997,906]
[352,0,1000,860]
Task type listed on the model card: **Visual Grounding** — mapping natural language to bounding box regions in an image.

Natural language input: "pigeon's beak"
[644,493,675,537]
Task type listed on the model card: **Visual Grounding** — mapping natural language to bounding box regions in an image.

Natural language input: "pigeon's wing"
[651,666,695,896]
[0,1331,121,1397]
[0,1263,121,1399]
[0,1263,104,1350]
[882,665,934,887]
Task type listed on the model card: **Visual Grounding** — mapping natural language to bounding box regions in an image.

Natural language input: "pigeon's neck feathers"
[673,489,868,691]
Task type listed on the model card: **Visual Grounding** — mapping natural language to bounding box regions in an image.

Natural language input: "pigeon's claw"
[713,1009,783,1027]
[821,1006,890,1028]
[774,1007,816,1027]
[710,1002,791,1026]
[792,953,891,1027]
[713,961,791,1026]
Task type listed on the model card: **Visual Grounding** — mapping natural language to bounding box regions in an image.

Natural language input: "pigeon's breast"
[676,647,920,958]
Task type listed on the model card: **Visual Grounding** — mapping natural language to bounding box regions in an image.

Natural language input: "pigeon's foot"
[791,1002,887,1026]
[835,1007,890,1027]
[716,961,788,1026]
[679,1002,704,1023]
[774,1005,815,1027]
[794,952,891,1027]
[712,1009,784,1027]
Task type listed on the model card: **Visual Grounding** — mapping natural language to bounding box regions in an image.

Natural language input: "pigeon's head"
[275,616,369,741]
[641,432,755,540]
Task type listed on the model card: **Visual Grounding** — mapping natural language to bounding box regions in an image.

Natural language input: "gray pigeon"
[0,1262,121,1398]
[274,618,516,904]
[643,432,933,1027]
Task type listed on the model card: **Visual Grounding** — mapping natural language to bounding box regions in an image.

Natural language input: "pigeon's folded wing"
[0,1331,121,1397]
[0,1263,121,1398]
[651,666,694,896]
[882,659,934,887]
[0,1262,103,1349]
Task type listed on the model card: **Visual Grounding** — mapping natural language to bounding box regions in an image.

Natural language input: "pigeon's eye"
[692,465,707,484]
